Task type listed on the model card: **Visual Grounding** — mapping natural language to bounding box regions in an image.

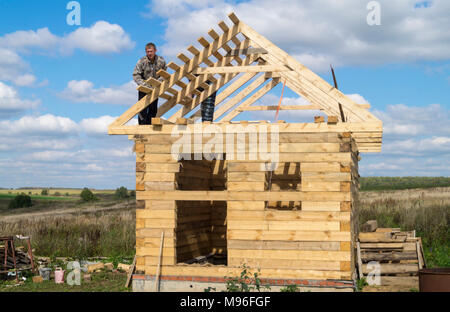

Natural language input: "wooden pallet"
[356,229,425,288]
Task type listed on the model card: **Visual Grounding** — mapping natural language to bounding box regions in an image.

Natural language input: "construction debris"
[357,228,425,289]
[362,220,378,232]
[87,262,104,273]
[0,247,32,271]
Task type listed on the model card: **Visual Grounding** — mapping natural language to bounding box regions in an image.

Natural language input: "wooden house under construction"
[108,13,383,291]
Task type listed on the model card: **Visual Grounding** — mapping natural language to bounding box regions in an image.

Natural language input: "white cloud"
[0,21,135,87]
[60,80,136,105]
[13,74,37,87]
[0,114,78,136]
[372,103,450,137]
[0,28,59,51]
[0,21,134,55]
[147,0,450,71]
[0,82,40,118]
[62,21,135,54]
[79,115,117,135]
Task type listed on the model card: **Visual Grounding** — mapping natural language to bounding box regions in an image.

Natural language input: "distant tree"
[115,186,129,199]
[54,192,61,196]
[28,191,32,195]
[41,189,49,196]
[80,188,96,202]
[9,194,32,209]
[129,190,136,197]
[65,192,70,196]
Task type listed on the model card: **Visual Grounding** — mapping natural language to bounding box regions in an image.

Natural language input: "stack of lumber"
[0,246,32,271]
[357,225,425,287]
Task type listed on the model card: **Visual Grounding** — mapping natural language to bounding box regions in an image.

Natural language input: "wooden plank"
[190,72,258,120]
[110,22,241,127]
[301,201,341,212]
[360,243,404,249]
[241,22,380,123]
[143,265,350,280]
[241,105,321,111]
[356,242,363,278]
[360,251,418,262]
[228,249,350,261]
[213,73,273,121]
[359,232,406,243]
[110,122,382,135]
[416,241,424,270]
[228,258,341,270]
[378,276,418,287]
[227,210,350,222]
[220,78,281,122]
[193,65,291,74]
[362,263,419,275]
[227,220,340,231]
[226,47,268,56]
[228,240,340,251]
[137,190,351,202]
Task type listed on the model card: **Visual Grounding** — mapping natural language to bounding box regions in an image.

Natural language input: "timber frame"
[109,12,382,153]
[109,13,383,291]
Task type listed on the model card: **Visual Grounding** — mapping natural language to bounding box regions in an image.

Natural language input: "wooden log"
[362,263,419,275]
[359,232,406,243]
[362,220,378,232]
[379,276,418,287]
[360,251,418,262]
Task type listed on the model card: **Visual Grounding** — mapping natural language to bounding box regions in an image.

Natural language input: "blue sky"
[0,0,449,189]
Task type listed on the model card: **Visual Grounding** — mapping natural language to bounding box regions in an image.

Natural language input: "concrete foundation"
[132,275,355,292]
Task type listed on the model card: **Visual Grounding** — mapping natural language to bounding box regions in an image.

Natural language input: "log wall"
[133,130,359,281]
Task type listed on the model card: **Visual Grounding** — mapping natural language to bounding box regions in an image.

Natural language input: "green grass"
[0,194,75,201]
[358,190,450,267]
[360,177,450,191]
[0,271,131,292]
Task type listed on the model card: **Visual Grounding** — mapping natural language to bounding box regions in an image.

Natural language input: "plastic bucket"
[55,269,65,284]
[419,268,450,292]
[39,268,52,281]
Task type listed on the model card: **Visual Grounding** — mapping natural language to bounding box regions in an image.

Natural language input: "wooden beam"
[156,47,256,119]
[240,22,380,123]
[109,21,241,128]
[221,78,281,122]
[137,190,350,202]
[226,47,268,56]
[213,73,274,121]
[109,121,383,135]
[190,72,258,120]
[240,105,321,111]
[193,65,291,75]
[165,54,258,122]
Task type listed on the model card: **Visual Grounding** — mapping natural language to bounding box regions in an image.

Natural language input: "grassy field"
[358,186,450,267]
[0,181,448,292]
[0,271,131,292]
[360,176,450,191]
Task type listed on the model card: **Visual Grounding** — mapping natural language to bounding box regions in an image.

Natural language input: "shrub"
[115,187,129,199]
[129,190,136,197]
[54,192,61,196]
[80,188,96,202]
[9,194,33,209]
[41,189,49,196]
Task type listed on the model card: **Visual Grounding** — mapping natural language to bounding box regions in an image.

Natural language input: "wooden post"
[155,231,164,292]
[356,242,363,279]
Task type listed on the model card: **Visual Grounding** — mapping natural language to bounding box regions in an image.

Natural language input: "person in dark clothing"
[133,43,167,125]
